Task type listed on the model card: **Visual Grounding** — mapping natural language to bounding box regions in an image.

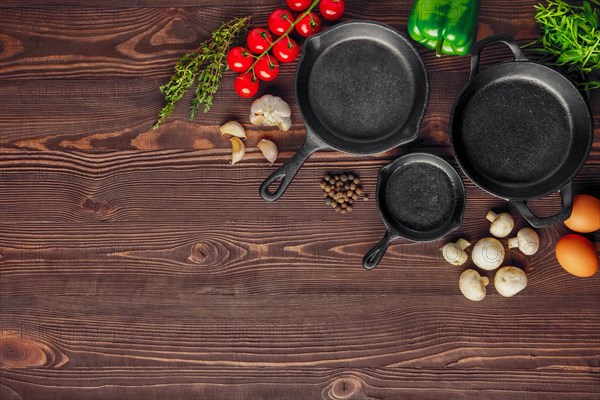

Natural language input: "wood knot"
[188,242,216,265]
[324,376,368,400]
[0,331,68,369]
[82,198,112,215]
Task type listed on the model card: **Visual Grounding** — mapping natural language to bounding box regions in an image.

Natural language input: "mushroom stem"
[456,238,471,250]
[507,237,519,249]
[485,210,498,223]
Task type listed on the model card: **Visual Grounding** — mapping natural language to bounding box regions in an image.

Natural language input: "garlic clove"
[257,139,278,165]
[277,117,292,132]
[220,121,247,139]
[230,137,245,165]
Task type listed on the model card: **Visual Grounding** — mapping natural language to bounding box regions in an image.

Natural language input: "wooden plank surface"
[1,0,599,398]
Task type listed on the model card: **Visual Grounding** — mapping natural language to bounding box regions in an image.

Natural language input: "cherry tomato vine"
[229,0,345,98]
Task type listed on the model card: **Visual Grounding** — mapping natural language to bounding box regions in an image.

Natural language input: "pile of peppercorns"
[320,172,368,214]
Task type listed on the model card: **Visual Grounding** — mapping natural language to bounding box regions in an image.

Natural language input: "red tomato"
[319,0,345,21]
[254,55,280,81]
[234,72,260,98]
[273,37,300,63]
[286,0,311,11]
[247,28,273,54]
[268,9,294,36]
[226,46,254,72]
[296,12,321,37]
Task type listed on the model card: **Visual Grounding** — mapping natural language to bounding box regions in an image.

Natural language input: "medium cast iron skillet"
[363,153,465,270]
[450,34,594,227]
[260,21,429,201]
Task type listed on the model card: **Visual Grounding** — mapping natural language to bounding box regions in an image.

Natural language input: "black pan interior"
[296,22,428,154]
[451,62,592,199]
[378,154,464,241]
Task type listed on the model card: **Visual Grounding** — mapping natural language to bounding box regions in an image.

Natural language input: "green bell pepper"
[408,0,479,56]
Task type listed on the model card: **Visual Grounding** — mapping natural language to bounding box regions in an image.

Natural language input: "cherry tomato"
[234,72,260,98]
[273,37,300,63]
[254,55,280,81]
[226,46,254,73]
[268,9,294,36]
[286,0,311,11]
[320,0,345,21]
[295,12,321,37]
[247,28,273,54]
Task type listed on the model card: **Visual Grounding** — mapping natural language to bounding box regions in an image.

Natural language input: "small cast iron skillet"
[450,34,593,227]
[260,21,429,201]
[363,153,465,270]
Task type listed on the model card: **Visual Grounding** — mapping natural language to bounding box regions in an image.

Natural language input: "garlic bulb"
[249,95,292,131]
[220,121,247,139]
[257,139,278,165]
[230,137,245,165]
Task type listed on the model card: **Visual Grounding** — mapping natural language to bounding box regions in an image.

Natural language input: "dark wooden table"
[1,1,599,399]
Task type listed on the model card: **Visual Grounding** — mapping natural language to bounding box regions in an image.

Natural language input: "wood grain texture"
[1,0,599,399]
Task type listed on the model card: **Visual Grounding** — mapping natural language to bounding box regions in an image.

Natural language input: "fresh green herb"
[525,0,599,91]
[154,16,251,129]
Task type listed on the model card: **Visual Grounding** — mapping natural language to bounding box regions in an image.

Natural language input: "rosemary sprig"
[525,0,599,91]
[154,16,250,129]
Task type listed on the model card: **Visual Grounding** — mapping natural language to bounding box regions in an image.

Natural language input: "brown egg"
[564,194,600,233]
[555,234,598,277]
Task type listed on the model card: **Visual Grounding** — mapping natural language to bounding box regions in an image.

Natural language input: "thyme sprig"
[525,0,599,91]
[154,16,251,129]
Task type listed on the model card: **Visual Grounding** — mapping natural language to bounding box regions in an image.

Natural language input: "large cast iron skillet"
[450,34,594,227]
[260,21,429,201]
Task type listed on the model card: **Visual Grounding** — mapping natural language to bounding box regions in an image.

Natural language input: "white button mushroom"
[459,269,489,301]
[441,238,471,266]
[472,237,505,271]
[486,210,515,238]
[494,266,528,297]
[508,227,540,256]
[249,95,292,131]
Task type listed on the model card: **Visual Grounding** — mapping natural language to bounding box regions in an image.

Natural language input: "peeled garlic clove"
[220,121,247,139]
[257,139,278,165]
[230,137,245,165]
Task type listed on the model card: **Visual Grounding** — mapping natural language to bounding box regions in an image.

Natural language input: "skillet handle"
[363,231,396,270]
[469,33,528,79]
[260,131,326,202]
[510,183,573,228]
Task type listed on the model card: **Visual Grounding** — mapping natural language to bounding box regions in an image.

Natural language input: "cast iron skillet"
[450,34,593,227]
[260,21,429,201]
[363,153,465,270]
